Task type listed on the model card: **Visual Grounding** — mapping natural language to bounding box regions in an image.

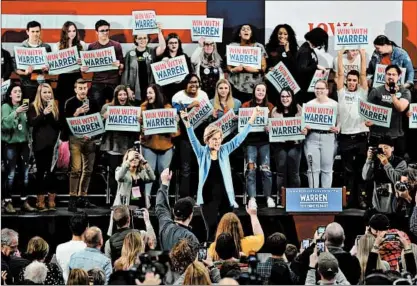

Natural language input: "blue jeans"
[142,146,173,196]
[304,132,336,188]
[4,142,30,200]
[245,144,272,198]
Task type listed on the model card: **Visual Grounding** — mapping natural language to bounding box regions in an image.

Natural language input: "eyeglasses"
[204,43,214,47]
[98,29,109,33]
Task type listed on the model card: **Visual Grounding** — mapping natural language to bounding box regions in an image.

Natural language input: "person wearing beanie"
[180,106,262,241]
[362,136,407,213]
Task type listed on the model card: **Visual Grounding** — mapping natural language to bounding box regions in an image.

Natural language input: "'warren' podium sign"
[286,188,342,212]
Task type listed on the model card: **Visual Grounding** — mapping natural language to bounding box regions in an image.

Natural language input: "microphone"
[307,153,315,187]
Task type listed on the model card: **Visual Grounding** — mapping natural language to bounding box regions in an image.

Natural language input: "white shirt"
[56,240,86,283]
[171,89,209,105]
[52,41,88,52]
[333,54,361,79]
[337,86,369,134]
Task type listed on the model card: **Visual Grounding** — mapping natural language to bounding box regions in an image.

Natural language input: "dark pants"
[4,142,30,200]
[179,139,197,198]
[34,146,55,195]
[201,200,233,242]
[56,72,82,115]
[90,83,118,110]
[22,85,38,103]
[272,143,302,202]
[339,133,368,207]
[369,135,406,158]
[107,153,124,196]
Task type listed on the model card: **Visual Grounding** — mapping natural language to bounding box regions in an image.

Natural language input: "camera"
[132,252,169,283]
[238,252,262,285]
[376,186,390,197]
[395,181,410,192]
[133,141,141,153]
[388,81,396,94]
[371,147,384,157]
[133,209,144,219]
[302,239,312,249]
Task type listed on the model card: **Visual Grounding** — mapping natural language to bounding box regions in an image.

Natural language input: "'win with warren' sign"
[188,98,213,129]
[209,109,237,138]
[269,117,304,142]
[238,107,269,132]
[265,62,300,94]
[226,45,262,69]
[142,108,177,135]
[46,46,80,75]
[67,113,105,138]
[132,10,158,35]
[105,106,141,132]
[191,18,223,43]
[334,27,369,50]
[151,55,189,86]
[302,104,337,131]
[358,98,392,128]
[80,47,118,73]
[14,46,47,70]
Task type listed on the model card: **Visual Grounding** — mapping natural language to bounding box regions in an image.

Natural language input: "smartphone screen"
[317,240,325,254]
[302,239,310,249]
[23,99,29,106]
[384,233,398,241]
[198,247,207,261]
[317,226,326,235]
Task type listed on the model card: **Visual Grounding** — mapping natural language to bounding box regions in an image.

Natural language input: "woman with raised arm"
[180,106,261,241]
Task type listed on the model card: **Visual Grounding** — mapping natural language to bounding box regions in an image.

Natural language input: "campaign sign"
[226,46,262,69]
[14,46,47,70]
[307,69,330,92]
[269,117,304,142]
[191,18,223,43]
[80,47,118,73]
[334,27,369,50]
[1,79,11,96]
[286,188,343,212]
[265,62,300,94]
[188,98,213,129]
[409,104,417,129]
[238,107,269,133]
[357,98,392,128]
[209,109,238,138]
[151,55,189,86]
[373,64,406,88]
[302,104,337,131]
[105,106,140,132]
[46,46,80,75]
[132,10,158,35]
[66,113,105,138]
[142,108,177,135]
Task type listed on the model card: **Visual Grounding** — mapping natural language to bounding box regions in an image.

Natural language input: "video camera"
[130,251,170,283]
[371,146,384,158]
[395,181,410,192]
[238,252,262,285]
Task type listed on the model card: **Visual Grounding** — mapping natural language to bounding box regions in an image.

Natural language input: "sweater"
[1,103,29,144]
[27,103,60,151]
[140,103,181,151]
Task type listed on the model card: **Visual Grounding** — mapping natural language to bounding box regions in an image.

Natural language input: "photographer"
[362,137,407,214]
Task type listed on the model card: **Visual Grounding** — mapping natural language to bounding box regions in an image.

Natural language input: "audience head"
[34,83,58,120]
[113,205,131,229]
[276,87,297,115]
[204,124,223,151]
[346,69,360,92]
[1,228,19,256]
[373,35,397,55]
[213,213,244,261]
[23,261,48,285]
[376,137,395,159]
[169,239,198,274]
[69,211,89,237]
[5,83,23,107]
[314,80,329,100]
[119,231,144,269]
[234,24,257,44]
[325,222,345,247]
[317,252,339,281]
[220,261,241,279]
[74,78,89,100]
[165,33,183,55]
[146,84,165,109]
[111,85,130,106]
[200,40,222,66]
[183,261,212,285]
[67,268,90,285]
[123,148,143,170]
[267,24,298,53]
[268,262,293,285]
[265,232,287,256]
[59,21,82,49]
[88,268,106,285]
[26,236,49,262]
[285,244,298,263]
[134,33,150,49]
[213,79,234,109]
[26,21,41,43]
[95,19,110,40]
[173,197,194,224]
[215,233,239,260]
[252,82,268,107]
[84,226,103,249]
[183,73,201,96]
[369,214,390,236]
[304,27,329,51]
[385,64,402,86]
[219,278,239,285]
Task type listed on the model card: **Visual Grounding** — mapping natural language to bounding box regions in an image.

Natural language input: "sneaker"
[267,197,276,208]
[248,198,257,209]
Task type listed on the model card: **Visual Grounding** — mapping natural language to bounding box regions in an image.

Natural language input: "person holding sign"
[191,37,224,98]
[367,65,411,158]
[122,23,166,102]
[64,79,100,212]
[295,28,328,104]
[210,79,241,129]
[242,83,275,209]
[140,84,180,209]
[28,83,60,212]
[54,21,87,116]
[101,85,138,198]
[227,24,267,103]
[157,33,193,102]
[333,49,361,82]
[367,35,414,90]
[15,21,52,102]
[85,20,124,109]
[303,80,339,188]
[1,83,35,213]
[336,48,369,209]
[270,87,305,207]
[180,105,261,241]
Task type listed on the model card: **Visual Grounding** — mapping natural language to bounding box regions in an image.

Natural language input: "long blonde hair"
[117,232,144,270]
[183,261,212,285]
[212,79,234,112]
[32,83,59,120]
[357,234,384,282]
[211,213,244,261]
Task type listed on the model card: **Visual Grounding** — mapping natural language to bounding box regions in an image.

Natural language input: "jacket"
[186,123,252,206]
[305,268,350,285]
[367,46,415,86]
[155,184,199,251]
[296,42,317,92]
[1,103,29,144]
[327,245,361,285]
[210,98,242,119]
[107,161,155,235]
[121,47,157,101]
[68,248,112,283]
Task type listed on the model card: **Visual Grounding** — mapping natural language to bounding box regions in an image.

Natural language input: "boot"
[4,201,16,214]
[78,197,96,208]
[35,195,48,212]
[48,193,56,211]
[68,196,78,212]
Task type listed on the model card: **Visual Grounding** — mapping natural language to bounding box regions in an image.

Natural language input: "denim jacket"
[186,123,252,205]
[368,46,414,86]
[69,248,112,283]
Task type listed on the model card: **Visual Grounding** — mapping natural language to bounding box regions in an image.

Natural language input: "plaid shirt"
[256,257,298,285]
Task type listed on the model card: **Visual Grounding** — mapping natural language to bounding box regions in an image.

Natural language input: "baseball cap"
[379,136,394,147]
[369,214,390,231]
[173,197,194,221]
[318,252,339,275]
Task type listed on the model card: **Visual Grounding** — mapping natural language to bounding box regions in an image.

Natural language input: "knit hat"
[378,136,394,147]
[369,214,390,231]
[203,125,223,144]
[318,252,339,275]
[173,197,194,221]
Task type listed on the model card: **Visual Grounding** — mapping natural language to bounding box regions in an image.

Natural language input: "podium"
[282,186,347,241]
